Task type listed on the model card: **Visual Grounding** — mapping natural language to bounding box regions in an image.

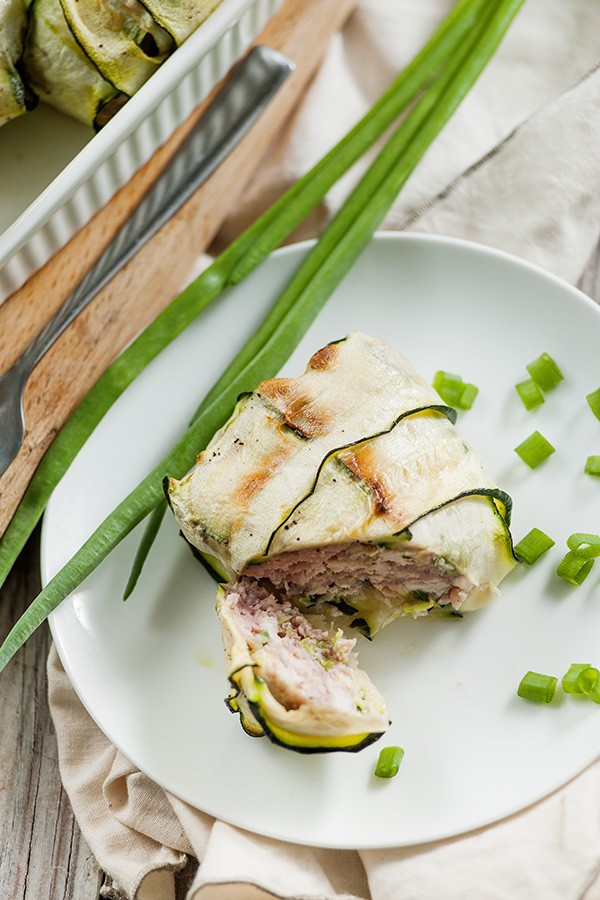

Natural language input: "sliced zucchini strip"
[60,0,174,95]
[23,0,126,128]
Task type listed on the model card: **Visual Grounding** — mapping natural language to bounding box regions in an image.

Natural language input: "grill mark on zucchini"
[258,380,329,439]
[264,404,456,556]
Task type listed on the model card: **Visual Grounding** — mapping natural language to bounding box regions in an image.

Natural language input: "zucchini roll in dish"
[166,332,516,752]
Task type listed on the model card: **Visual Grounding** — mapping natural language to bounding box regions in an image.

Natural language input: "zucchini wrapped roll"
[59,0,174,95]
[12,0,223,131]
[0,0,35,126]
[23,0,128,129]
[167,332,516,751]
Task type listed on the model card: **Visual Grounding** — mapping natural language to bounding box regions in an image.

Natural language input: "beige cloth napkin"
[48,1,600,898]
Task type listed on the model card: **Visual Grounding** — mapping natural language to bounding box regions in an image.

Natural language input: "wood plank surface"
[0,2,355,897]
[0,0,356,538]
[1,2,596,896]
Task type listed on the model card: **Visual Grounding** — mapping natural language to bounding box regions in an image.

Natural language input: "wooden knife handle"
[0,0,356,538]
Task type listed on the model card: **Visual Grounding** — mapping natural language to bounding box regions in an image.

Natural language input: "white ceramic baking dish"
[0,0,282,303]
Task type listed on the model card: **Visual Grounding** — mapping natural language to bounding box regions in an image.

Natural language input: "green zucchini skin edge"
[398,487,517,557]
[246,698,387,755]
[225,682,264,737]
[184,538,224,582]
[164,474,229,582]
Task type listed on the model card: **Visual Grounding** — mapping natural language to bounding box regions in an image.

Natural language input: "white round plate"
[45,233,600,849]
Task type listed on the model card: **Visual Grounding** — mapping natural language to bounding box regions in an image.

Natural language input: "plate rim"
[45,230,600,849]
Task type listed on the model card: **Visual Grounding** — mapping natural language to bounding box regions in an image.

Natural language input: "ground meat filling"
[244,541,473,612]
[226,582,368,714]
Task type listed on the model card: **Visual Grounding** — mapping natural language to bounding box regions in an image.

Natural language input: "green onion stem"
[226,0,492,286]
[123,0,493,599]
[122,501,168,600]
[124,0,512,595]
[0,0,526,672]
[0,0,489,594]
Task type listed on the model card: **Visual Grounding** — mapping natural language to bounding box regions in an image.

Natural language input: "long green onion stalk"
[0,0,526,673]
[0,0,489,593]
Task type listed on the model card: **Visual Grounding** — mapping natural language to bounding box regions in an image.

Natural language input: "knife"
[0,45,294,477]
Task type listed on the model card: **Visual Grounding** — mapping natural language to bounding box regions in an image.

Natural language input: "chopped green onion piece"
[562,663,592,694]
[432,370,464,406]
[577,666,600,703]
[458,382,479,410]
[514,431,555,468]
[587,388,600,422]
[513,528,555,565]
[515,378,544,411]
[432,372,479,409]
[584,456,600,476]
[517,671,557,703]
[374,745,405,778]
[526,352,563,391]
[556,551,594,585]
[566,533,600,558]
